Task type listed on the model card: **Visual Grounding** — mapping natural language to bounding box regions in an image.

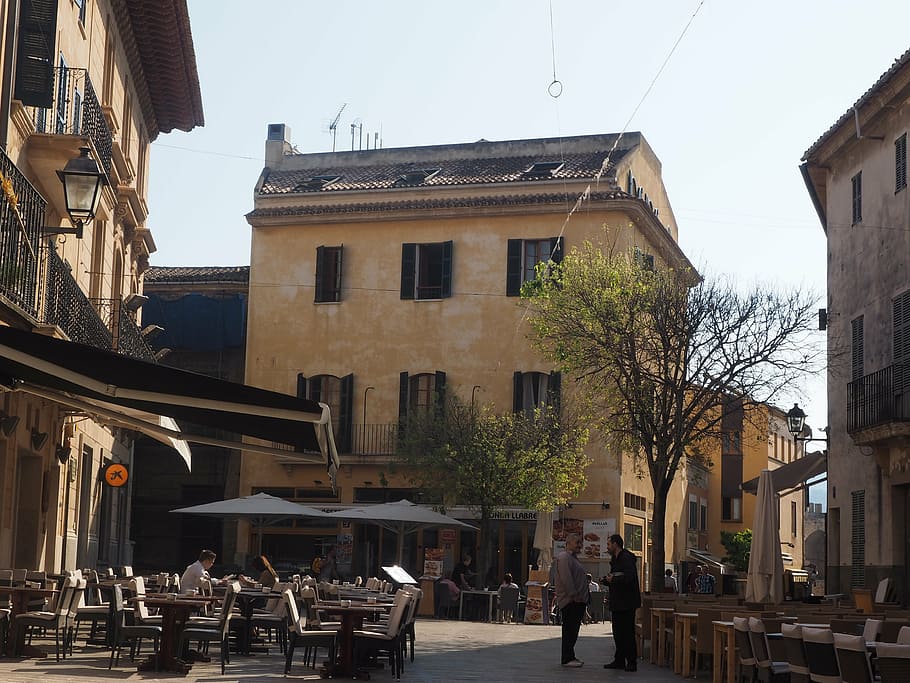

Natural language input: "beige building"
[0,0,202,571]
[802,46,910,600]
[243,125,710,584]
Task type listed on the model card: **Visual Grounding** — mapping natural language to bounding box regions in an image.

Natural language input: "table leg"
[650,613,658,664]
[658,612,666,666]
[725,629,735,683]
[459,591,464,620]
[681,619,691,677]
[712,625,722,683]
[674,618,682,674]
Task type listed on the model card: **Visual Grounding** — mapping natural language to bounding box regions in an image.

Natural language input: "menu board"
[552,517,583,541]
[581,519,616,560]
[423,548,444,578]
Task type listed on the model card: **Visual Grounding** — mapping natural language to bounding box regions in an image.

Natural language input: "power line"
[152,142,261,162]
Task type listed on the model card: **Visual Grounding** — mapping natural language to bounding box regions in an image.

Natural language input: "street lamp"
[44,147,108,239]
[785,403,829,447]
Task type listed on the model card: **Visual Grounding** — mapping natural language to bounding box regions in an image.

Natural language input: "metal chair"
[733,616,757,683]
[748,617,789,683]
[13,576,77,660]
[283,588,336,672]
[875,643,910,683]
[177,581,240,675]
[802,626,842,683]
[108,584,161,669]
[782,622,810,683]
[833,632,874,683]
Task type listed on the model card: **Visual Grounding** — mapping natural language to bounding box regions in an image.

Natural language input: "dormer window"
[522,161,564,178]
[294,175,341,191]
[394,168,440,186]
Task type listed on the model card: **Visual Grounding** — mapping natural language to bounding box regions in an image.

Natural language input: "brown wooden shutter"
[400,244,416,299]
[314,246,326,302]
[851,315,864,382]
[339,373,353,453]
[506,240,523,296]
[14,0,58,108]
[296,373,307,399]
[513,371,523,412]
[399,371,409,421]
[441,241,453,298]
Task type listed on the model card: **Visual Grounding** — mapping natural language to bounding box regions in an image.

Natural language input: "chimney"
[265,123,292,167]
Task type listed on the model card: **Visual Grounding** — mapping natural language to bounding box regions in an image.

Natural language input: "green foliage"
[720,529,753,571]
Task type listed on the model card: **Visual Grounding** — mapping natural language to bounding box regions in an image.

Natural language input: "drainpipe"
[0,0,19,150]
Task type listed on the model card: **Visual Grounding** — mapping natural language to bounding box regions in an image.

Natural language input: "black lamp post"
[44,147,108,239]
[786,403,807,441]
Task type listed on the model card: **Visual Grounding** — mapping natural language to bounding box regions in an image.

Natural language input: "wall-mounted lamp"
[785,403,829,447]
[154,347,172,361]
[314,480,323,486]
[55,444,71,465]
[141,324,165,340]
[123,293,149,312]
[30,428,48,451]
[0,411,20,437]
[42,147,108,239]
[601,501,610,510]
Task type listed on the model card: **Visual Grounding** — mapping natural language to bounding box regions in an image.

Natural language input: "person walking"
[554,532,588,668]
[603,534,641,672]
[664,568,678,593]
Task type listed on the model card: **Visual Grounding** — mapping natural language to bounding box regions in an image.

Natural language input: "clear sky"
[147,1,910,504]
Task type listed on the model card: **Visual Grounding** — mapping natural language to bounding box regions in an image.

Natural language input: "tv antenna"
[328,103,346,152]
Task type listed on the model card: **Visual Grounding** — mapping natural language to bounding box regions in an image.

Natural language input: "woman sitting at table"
[238,555,279,588]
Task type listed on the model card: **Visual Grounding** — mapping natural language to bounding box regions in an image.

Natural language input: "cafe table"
[459,589,498,622]
[135,594,213,674]
[712,620,736,683]
[0,585,60,657]
[673,612,698,676]
[317,602,391,678]
[650,607,675,666]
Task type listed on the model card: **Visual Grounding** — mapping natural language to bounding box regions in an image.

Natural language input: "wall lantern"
[785,403,806,440]
[44,147,108,239]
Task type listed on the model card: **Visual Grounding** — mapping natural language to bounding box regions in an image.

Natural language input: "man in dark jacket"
[603,533,642,672]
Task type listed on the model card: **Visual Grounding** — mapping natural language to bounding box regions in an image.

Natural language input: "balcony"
[846,364,910,443]
[43,247,112,351]
[91,298,156,362]
[0,148,46,321]
[351,423,398,456]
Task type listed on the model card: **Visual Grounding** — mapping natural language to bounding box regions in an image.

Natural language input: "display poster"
[581,519,616,560]
[440,528,456,545]
[423,548,444,578]
[337,533,354,575]
[552,517,583,541]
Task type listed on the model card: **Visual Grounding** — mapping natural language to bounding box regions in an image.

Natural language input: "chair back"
[354,576,362,587]
[897,626,910,645]
[875,643,910,683]
[499,586,520,613]
[782,623,810,676]
[834,632,874,683]
[282,589,305,635]
[109,583,128,644]
[121,566,134,578]
[695,608,726,655]
[802,626,842,683]
[875,579,893,604]
[130,578,152,621]
[382,590,411,637]
[733,616,756,666]
[862,618,882,642]
[217,582,240,637]
[747,617,772,667]
[11,568,26,584]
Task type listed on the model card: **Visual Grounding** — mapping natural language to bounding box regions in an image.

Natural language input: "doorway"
[13,451,42,567]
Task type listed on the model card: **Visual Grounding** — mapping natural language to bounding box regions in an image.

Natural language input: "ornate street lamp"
[786,403,807,441]
[45,147,108,239]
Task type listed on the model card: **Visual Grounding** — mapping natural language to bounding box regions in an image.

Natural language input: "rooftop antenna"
[328,103,346,152]
[350,118,362,151]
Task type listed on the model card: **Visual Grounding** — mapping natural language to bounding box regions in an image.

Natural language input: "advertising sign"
[581,519,616,560]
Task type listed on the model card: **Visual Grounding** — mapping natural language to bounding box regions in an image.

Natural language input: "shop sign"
[440,528,456,544]
[103,463,129,487]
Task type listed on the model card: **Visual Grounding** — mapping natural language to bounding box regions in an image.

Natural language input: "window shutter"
[14,0,57,108]
[721,455,743,497]
[296,373,307,399]
[309,377,322,403]
[850,490,865,587]
[334,245,344,301]
[398,371,409,421]
[851,316,864,382]
[441,241,453,298]
[547,371,562,413]
[400,244,416,299]
[434,370,447,409]
[506,239,523,296]
[513,371,523,412]
[549,237,563,265]
[339,373,354,453]
[897,134,908,192]
[314,246,325,302]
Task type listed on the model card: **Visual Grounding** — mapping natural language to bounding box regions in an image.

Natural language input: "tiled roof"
[803,46,910,160]
[247,190,632,219]
[145,266,249,283]
[259,137,633,196]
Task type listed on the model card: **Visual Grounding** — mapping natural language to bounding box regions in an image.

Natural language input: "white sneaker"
[563,659,584,668]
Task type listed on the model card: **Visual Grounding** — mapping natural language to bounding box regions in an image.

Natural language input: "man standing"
[554,532,588,668]
[604,534,641,672]
[696,565,716,595]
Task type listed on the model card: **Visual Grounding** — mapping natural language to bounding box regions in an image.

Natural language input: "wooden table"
[650,607,674,666]
[0,586,60,657]
[674,612,697,676]
[318,603,391,679]
[459,589,498,622]
[136,595,211,674]
[712,620,736,683]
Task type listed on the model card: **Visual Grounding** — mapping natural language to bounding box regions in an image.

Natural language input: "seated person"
[239,555,279,588]
[497,573,521,623]
[180,549,219,593]
[436,575,461,618]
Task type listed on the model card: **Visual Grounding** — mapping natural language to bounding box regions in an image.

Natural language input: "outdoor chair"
[177,580,240,675]
[0,606,9,654]
[249,584,289,653]
[688,608,726,674]
[802,626,842,683]
[14,576,77,660]
[733,616,757,683]
[435,583,457,619]
[353,590,411,681]
[898,626,910,645]
[108,584,161,669]
[283,588,336,673]
[861,618,881,644]
[782,623,810,683]
[498,586,523,623]
[748,616,789,683]
[875,643,910,683]
[833,632,874,683]
[400,586,422,662]
[588,590,606,623]
[129,577,162,626]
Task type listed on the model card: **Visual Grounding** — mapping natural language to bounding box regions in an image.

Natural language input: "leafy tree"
[522,242,820,591]
[396,397,589,584]
[720,529,753,572]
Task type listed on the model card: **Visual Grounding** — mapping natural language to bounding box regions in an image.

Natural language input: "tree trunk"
[476,510,494,589]
[650,483,669,593]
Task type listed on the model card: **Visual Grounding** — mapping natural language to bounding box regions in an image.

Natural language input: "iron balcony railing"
[0,147,46,319]
[846,364,910,432]
[43,246,112,351]
[28,67,113,175]
[91,297,156,362]
[351,423,398,455]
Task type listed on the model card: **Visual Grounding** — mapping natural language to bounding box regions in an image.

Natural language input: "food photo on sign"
[582,519,616,560]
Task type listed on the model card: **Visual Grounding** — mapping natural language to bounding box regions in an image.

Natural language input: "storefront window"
[624,523,643,552]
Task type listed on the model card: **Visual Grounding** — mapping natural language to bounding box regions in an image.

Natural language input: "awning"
[0,326,339,481]
[741,451,826,495]
[687,549,736,575]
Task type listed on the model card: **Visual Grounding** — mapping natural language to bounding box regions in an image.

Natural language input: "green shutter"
[441,241,453,298]
[401,244,416,299]
[506,239,523,296]
[14,0,57,108]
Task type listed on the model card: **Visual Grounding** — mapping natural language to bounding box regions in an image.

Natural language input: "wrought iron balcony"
[0,148,45,319]
[846,364,910,433]
[91,298,156,362]
[43,246,112,351]
[351,423,398,455]
[27,67,113,176]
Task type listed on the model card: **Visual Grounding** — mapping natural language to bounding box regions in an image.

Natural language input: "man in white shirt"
[180,549,217,593]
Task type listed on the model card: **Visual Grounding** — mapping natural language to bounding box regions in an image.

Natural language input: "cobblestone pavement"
[0,618,687,682]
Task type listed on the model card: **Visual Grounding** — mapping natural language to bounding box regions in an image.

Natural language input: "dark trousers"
[560,601,586,664]
[611,608,637,665]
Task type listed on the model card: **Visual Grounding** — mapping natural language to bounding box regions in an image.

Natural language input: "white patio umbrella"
[533,509,555,569]
[171,492,331,555]
[745,470,785,604]
[326,499,475,566]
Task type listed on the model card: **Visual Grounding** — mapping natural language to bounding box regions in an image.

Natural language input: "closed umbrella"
[745,470,785,604]
[533,510,554,569]
[171,492,331,555]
